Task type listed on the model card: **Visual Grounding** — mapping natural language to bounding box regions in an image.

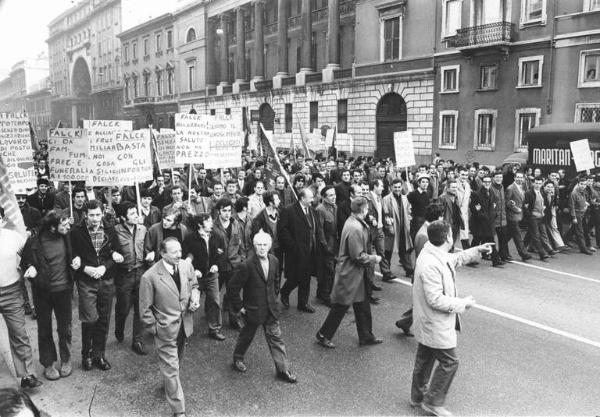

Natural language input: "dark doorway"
[376,93,407,159]
[258,102,275,150]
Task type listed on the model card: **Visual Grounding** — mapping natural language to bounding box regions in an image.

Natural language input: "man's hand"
[189,290,200,312]
[71,256,81,270]
[84,266,97,278]
[572,217,578,224]
[96,265,107,278]
[464,295,476,309]
[145,251,155,262]
[194,270,202,279]
[24,266,37,279]
[374,255,382,264]
[474,203,481,211]
[477,243,494,254]
[209,265,218,274]
[112,252,124,264]
[69,216,75,225]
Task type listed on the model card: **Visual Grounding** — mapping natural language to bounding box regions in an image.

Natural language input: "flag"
[259,123,297,201]
[296,119,312,158]
[329,125,338,159]
[148,125,162,174]
[0,153,26,236]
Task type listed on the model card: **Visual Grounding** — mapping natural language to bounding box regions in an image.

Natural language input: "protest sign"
[0,113,36,188]
[87,129,153,185]
[174,113,210,164]
[154,128,180,169]
[393,130,416,168]
[569,139,595,172]
[47,128,88,181]
[83,120,133,130]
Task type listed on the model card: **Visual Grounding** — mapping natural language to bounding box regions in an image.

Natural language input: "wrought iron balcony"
[281,76,296,86]
[305,72,323,84]
[334,68,352,80]
[448,21,515,49]
[254,79,273,90]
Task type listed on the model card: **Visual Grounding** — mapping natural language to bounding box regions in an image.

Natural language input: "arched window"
[186,28,196,43]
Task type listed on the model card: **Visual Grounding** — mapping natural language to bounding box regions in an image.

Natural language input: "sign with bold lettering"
[394,130,416,168]
[48,128,88,181]
[154,128,180,169]
[87,129,152,185]
[0,113,36,188]
[570,139,595,172]
[174,113,243,167]
[83,120,133,130]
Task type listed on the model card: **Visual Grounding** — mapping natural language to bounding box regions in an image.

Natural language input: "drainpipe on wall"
[431,0,439,163]
[546,0,558,116]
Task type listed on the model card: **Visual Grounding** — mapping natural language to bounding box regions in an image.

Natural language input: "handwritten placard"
[48,128,88,181]
[174,113,210,164]
[0,113,36,188]
[154,128,180,169]
[570,139,595,172]
[394,130,416,168]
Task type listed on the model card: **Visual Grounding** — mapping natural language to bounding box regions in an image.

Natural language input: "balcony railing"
[340,0,356,15]
[222,85,233,94]
[448,21,515,48]
[265,22,278,35]
[281,76,296,86]
[312,7,328,22]
[133,96,155,104]
[289,15,301,28]
[254,79,273,90]
[207,86,217,96]
[305,71,322,84]
[334,68,352,80]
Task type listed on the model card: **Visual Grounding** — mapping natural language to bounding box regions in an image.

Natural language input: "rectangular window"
[133,78,138,97]
[124,45,128,61]
[167,30,173,48]
[586,0,600,11]
[337,99,348,133]
[167,72,174,95]
[521,0,546,24]
[382,17,401,61]
[124,79,129,101]
[474,109,497,150]
[132,42,137,59]
[225,108,231,115]
[518,56,543,87]
[575,103,600,122]
[144,75,150,96]
[439,110,458,149]
[578,50,600,88]
[479,64,497,90]
[144,38,149,56]
[156,72,162,96]
[210,109,216,116]
[442,0,461,37]
[296,45,302,72]
[441,65,459,93]
[187,64,195,91]
[156,33,161,51]
[515,108,540,149]
[310,101,319,131]
[285,103,293,133]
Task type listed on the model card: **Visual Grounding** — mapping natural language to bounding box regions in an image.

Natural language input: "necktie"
[172,265,181,293]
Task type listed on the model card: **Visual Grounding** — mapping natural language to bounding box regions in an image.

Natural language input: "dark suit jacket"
[26,192,55,216]
[469,189,495,237]
[228,254,280,325]
[278,202,318,277]
[70,220,120,281]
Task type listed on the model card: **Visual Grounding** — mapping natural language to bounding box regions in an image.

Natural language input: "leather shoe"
[382,274,397,282]
[540,254,550,261]
[82,354,93,371]
[369,296,380,305]
[276,370,297,383]
[371,283,382,291]
[316,296,331,307]
[359,337,383,346]
[233,359,247,373]
[92,356,111,371]
[422,403,454,417]
[316,332,335,348]
[521,254,532,261]
[395,320,413,336]
[297,304,315,313]
[280,293,290,308]
[20,375,42,389]
[209,330,226,341]
[581,249,593,255]
[131,342,147,356]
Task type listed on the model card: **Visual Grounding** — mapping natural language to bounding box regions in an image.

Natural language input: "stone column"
[219,13,231,86]
[300,0,312,72]
[253,0,265,80]
[206,17,217,88]
[276,0,288,76]
[71,104,78,128]
[235,7,246,83]
[323,0,340,82]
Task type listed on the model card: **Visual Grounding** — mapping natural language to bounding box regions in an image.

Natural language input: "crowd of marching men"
[3,146,600,416]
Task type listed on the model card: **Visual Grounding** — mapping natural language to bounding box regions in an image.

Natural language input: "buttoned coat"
[412,242,480,349]
[139,260,198,340]
[227,254,281,325]
[330,216,378,305]
[382,192,413,252]
[278,201,319,277]
[456,180,471,239]
[505,183,525,222]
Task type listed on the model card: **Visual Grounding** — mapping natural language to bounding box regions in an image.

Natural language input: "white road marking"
[509,260,600,284]
[376,272,600,349]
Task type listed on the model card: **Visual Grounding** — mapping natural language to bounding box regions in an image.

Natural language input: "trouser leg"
[495,226,510,259]
[398,249,414,275]
[203,272,222,331]
[32,286,57,367]
[92,279,114,358]
[318,303,350,340]
[131,269,143,343]
[424,347,459,407]
[114,272,132,340]
[0,284,35,377]
[263,315,289,373]
[297,271,311,307]
[411,343,437,403]
[219,270,235,322]
[507,220,527,257]
[374,228,391,278]
[155,333,185,414]
[353,299,374,343]
[53,289,72,364]
[316,256,335,301]
[233,321,258,360]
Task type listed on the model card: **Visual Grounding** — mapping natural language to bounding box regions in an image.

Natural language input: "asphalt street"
[2,246,600,416]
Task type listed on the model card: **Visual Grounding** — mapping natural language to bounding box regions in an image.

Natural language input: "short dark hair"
[162,208,182,224]
[321,185,335,198]
[118,201,137,219]
[40,210,70,234]
[171,185,183,194]
[350,196,368,214]
[159,236,180,254]
[215,197,233,212]
[226,179,238,188]
[424,203,444,223]
[234,196,249,212]
[193,213,212,230]
[263,190,277,206]
[369,179,383,190]
[392,178,403,186]
[0,388,41,417]
[72,186,86,198]
[84,200,103,213]
[427,220,451,246]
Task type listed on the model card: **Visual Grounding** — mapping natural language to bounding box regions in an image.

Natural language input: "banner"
[570,139,595,172]
[259,123,296,199]
[87,129,153,185]
[83,120,133,130]
[0,113,36,188]
[394,130,416,168]
[174,113,243,168]
[48,128,88,181]
[154,128,179,169]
